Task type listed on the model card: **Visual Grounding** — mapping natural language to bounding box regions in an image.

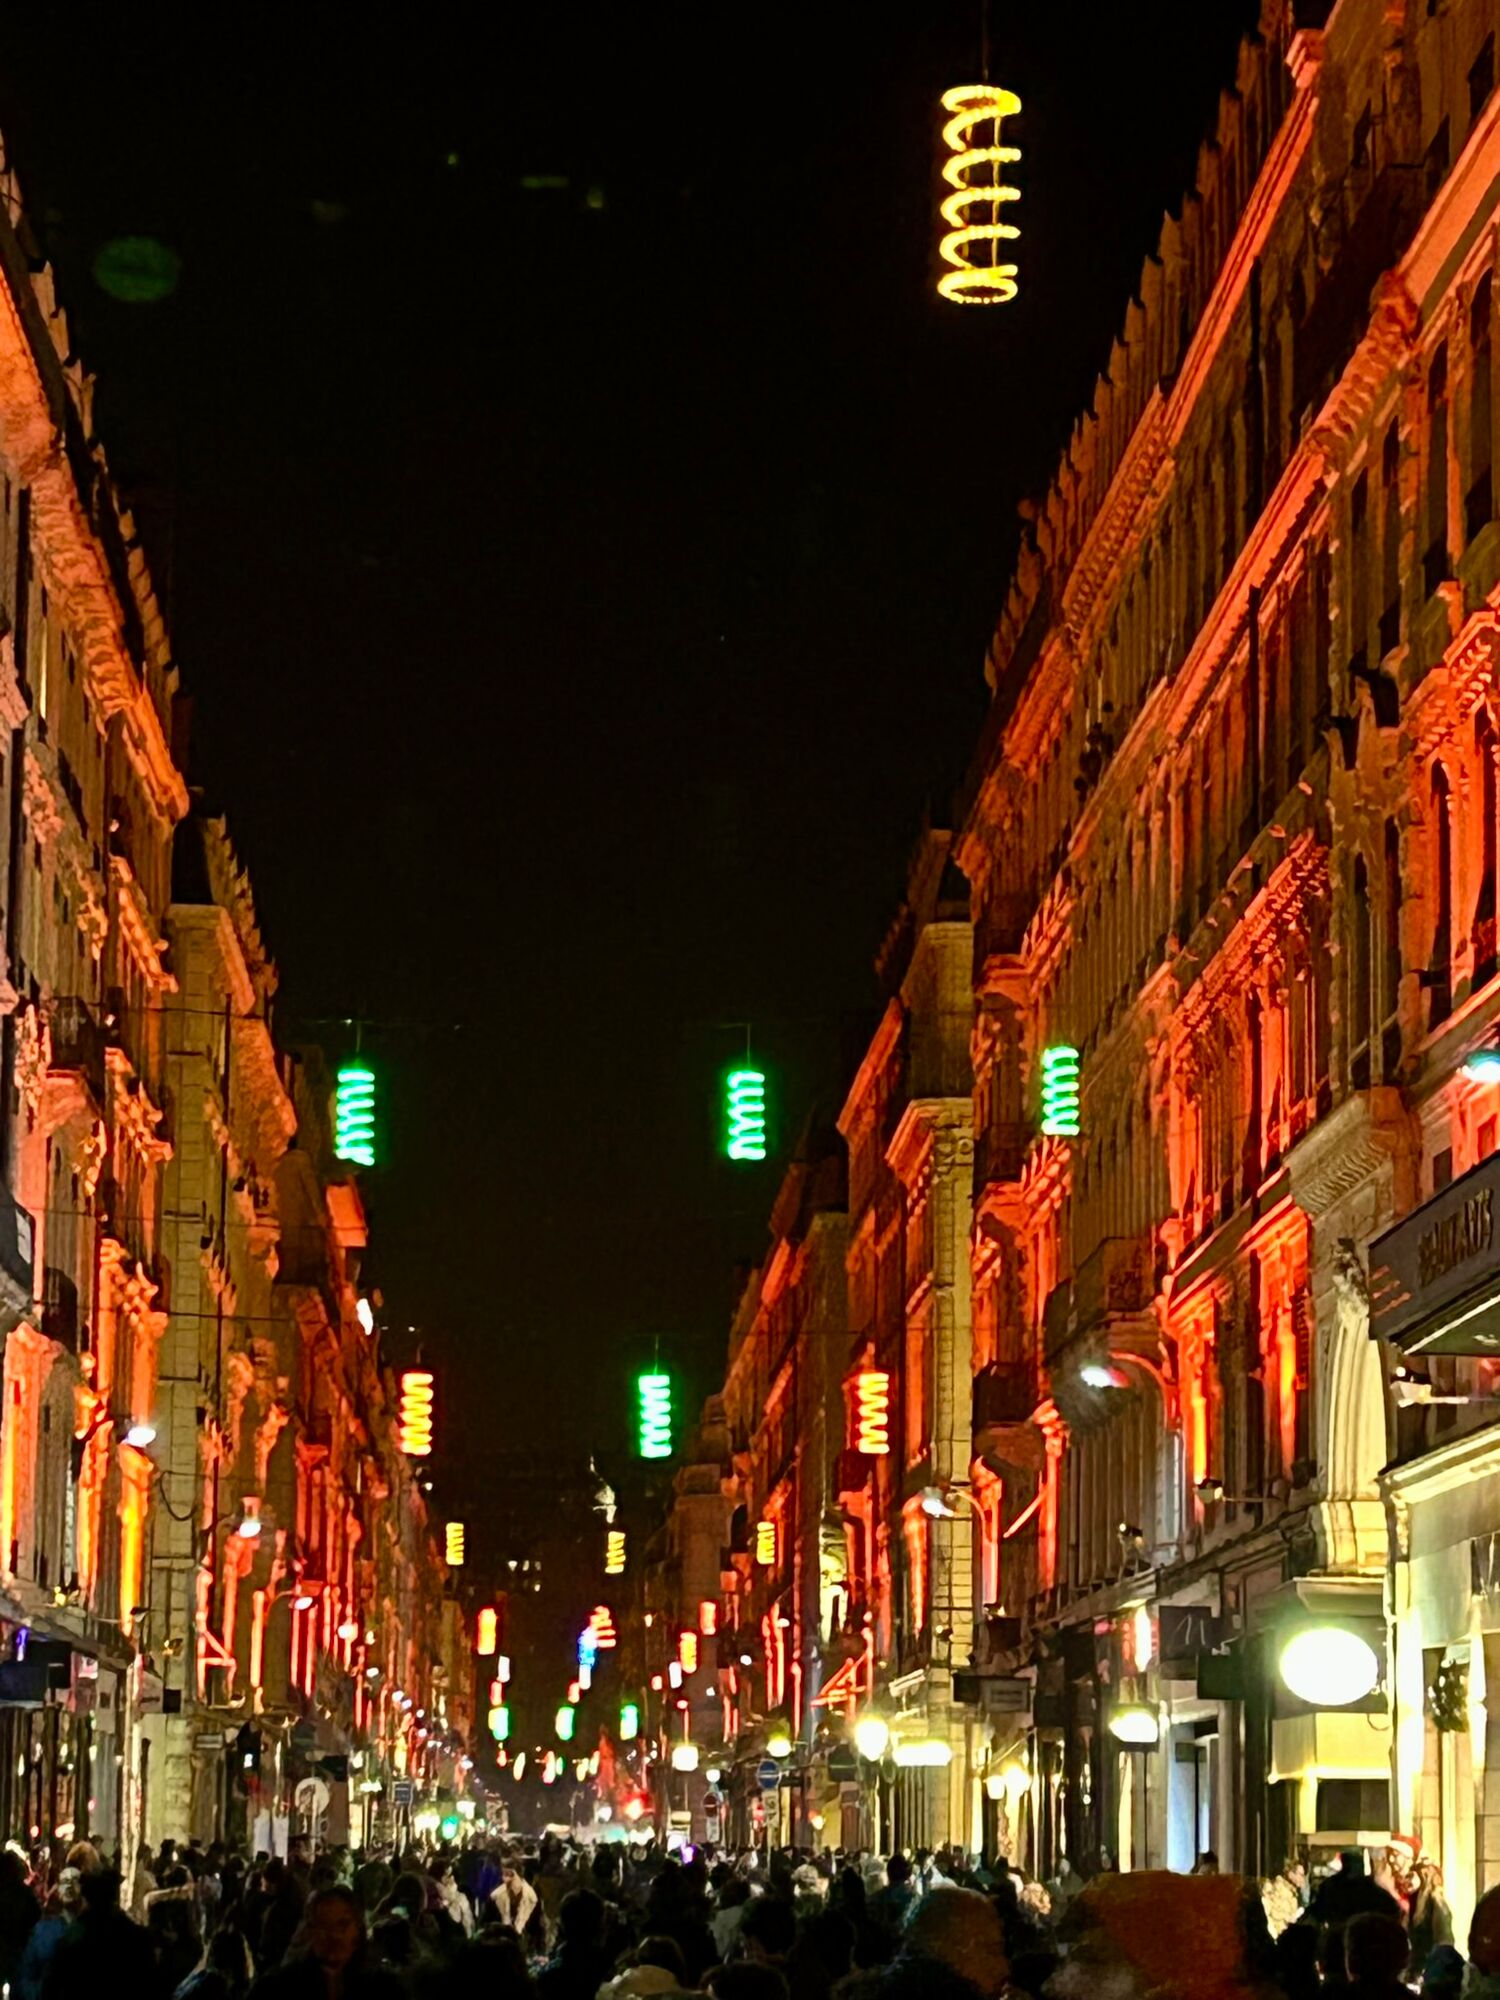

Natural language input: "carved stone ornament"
[14,1003,51,1119]
[71,1118,106,1200]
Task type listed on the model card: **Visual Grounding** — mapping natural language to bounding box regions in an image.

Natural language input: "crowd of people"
[0,1827,1486,1998]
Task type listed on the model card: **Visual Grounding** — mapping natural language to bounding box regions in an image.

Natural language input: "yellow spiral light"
[937,84,1021,306]
[855,1370,890,1456]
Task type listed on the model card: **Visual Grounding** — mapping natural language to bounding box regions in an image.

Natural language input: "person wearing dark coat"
[42,1868,160,2000]
[0,1845,40,1987]
[534,1888,615,2000]
[1309,1851,1403,1931]
[865,1889,1009,2000]
[246,1887,403,2000]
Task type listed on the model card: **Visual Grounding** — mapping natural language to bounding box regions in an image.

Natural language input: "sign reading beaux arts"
[1370,1149,1500,1356]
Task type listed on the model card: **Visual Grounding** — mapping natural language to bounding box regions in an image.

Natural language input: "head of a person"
[304,1885,364,1971]
[720,1873,752,1910]
[899,1886,1009,1999]
[80,1869,123,1918]
[386,1871,427,1920]
[886,1854,912,1887]
[206,1925,255,1984]
[1338,1847,1366,1879]
[637,1935,689,1982]
[740,1893,798,1963]
[54,1867,82,1912]
[63,1841,101,1878]
[793,1909,854,1978]
[558,1886,605,1946]
[0,1848,27,1888]
[1193,1851,1219,1875]
[1344,1911,1408,1984]
[1473,1887,1500,1975]
[1282,1858,1306,1889]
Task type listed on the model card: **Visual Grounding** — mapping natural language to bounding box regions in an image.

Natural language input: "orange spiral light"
[937,84,1021,306]
[399,1370,434,1457]
[855,1370,891,1455]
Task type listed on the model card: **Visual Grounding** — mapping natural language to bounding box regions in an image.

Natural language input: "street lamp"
[766,1727,793,1759]
[1279,1627,1380,1706]
[853,1713,890,1762]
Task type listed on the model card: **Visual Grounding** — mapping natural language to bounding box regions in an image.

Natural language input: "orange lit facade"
[652,1138,846,1844]
[837,834,976,1850]
[956,0,1500,1905]
[0,134,468,1866]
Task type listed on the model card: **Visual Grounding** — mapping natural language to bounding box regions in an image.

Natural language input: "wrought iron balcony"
[972,1362,1036,1433]
[48,995,106,1107]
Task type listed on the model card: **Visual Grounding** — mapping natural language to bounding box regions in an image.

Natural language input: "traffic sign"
[294,1776,330,1817]
[702,1789,722,1811]
[392,1779,415,1808]
[757,1758,781,1790]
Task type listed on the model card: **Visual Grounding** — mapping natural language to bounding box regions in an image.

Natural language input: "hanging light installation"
[445,1522,465,1567]
[476,1607,497,1657]
[591,1605,618,1649]
[334,1062,377,1166]
[679,1630,699,1674]
[724,1068,768,1161]
[637,1372,673,1459]
[755,1519,777,1567]
[1039,1045,1081,1137]
[398,1370,434,1456]
[936,84,1021,306]
[619,1701,640,1741]
[605,1529,627,1575]
[855,1370,891,1455]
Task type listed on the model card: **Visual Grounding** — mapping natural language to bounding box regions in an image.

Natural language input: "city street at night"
[0,1,1498,1995]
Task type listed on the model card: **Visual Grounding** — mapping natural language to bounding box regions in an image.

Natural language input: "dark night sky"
[0,6,1260,1522]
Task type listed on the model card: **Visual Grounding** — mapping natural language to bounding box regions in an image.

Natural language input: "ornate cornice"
[1286,1086,1415,1218]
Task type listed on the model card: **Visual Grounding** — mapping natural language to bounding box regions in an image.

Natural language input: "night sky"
[0,6,1259,1521]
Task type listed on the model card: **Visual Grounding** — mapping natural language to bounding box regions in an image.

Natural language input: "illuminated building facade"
[838,833,975,1849]
[658,1136,846,1845]
[0,129,468,1865]
[956,0,1500,1914]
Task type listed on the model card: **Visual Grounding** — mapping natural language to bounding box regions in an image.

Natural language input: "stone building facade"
[0,130,469,1864]
[954,0,1500,1925]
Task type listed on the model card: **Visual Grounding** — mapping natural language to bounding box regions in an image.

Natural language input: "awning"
[1369,1152,1500,1355]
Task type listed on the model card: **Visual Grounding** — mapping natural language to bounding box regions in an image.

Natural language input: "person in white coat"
[490,1860,539,1939]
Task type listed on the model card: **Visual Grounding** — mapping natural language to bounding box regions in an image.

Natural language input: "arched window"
[1426,346,1450,595]
[1468,274,1493,541]
[1383,819,1403,1071]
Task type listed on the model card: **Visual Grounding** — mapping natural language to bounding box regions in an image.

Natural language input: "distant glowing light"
[937,85,1021,306]
[853,1714,890,1761]
[725,1067,768,1161]
[476,1608,498,1657]
[1462,1049,1500,1083]
[638,1372,673,1460]
[591,1605,618,1648]
[399,1371,434,1457]
[556,1705,575,1743]
[755,1519,777,1567]
[679,1631,699,1674]
[93,235,181,304]
[496,1654,511,1683]
[855,1371,890,1455]
[567,1680,581,1705]
[767,1727,793,1759]
[445,1522,465,1567]
[699,1599,718,1636]
[671,1741,700,1772]
[356,1297,375,1336]
[606,1529,626,1575]
[236,1504,262,1542]
[620,1702,640,1740]
[334,1062,377,1167]
[1132,1606,1154,1671]
[488,1705,510,1742]
[1040,1045,1080,1137]
[123,1422,156,1450]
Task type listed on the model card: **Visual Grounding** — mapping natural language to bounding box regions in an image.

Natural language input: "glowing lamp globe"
[1279,1627,1380,1707]
[766,1727,793,1759]
[670,1741,700,1772]
[984,1772,1005,1801]
[853,1714,890,1761]
[893,1738,953,1768]
[1108,1704,1160,1746]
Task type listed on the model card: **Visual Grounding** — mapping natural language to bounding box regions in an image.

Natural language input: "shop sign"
[1159,1605,1222,1668]
[1371,1150,1500,1354]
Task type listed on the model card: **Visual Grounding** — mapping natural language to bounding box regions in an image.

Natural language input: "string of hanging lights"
[937,83,1021,305]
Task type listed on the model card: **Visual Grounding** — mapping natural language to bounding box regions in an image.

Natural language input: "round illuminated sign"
[1107,1704,1160,1745]
[1278,1626,1380,1707]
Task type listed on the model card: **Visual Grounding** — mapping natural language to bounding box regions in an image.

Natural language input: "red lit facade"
[0,136,467,1865]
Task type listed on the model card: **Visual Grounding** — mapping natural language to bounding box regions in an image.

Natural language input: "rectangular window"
[1381,425,1402,655]
[1468,275,1493,542]
[1427,347,1451,594]
[1471,34,1495,125]
[1350,473,1370,672]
